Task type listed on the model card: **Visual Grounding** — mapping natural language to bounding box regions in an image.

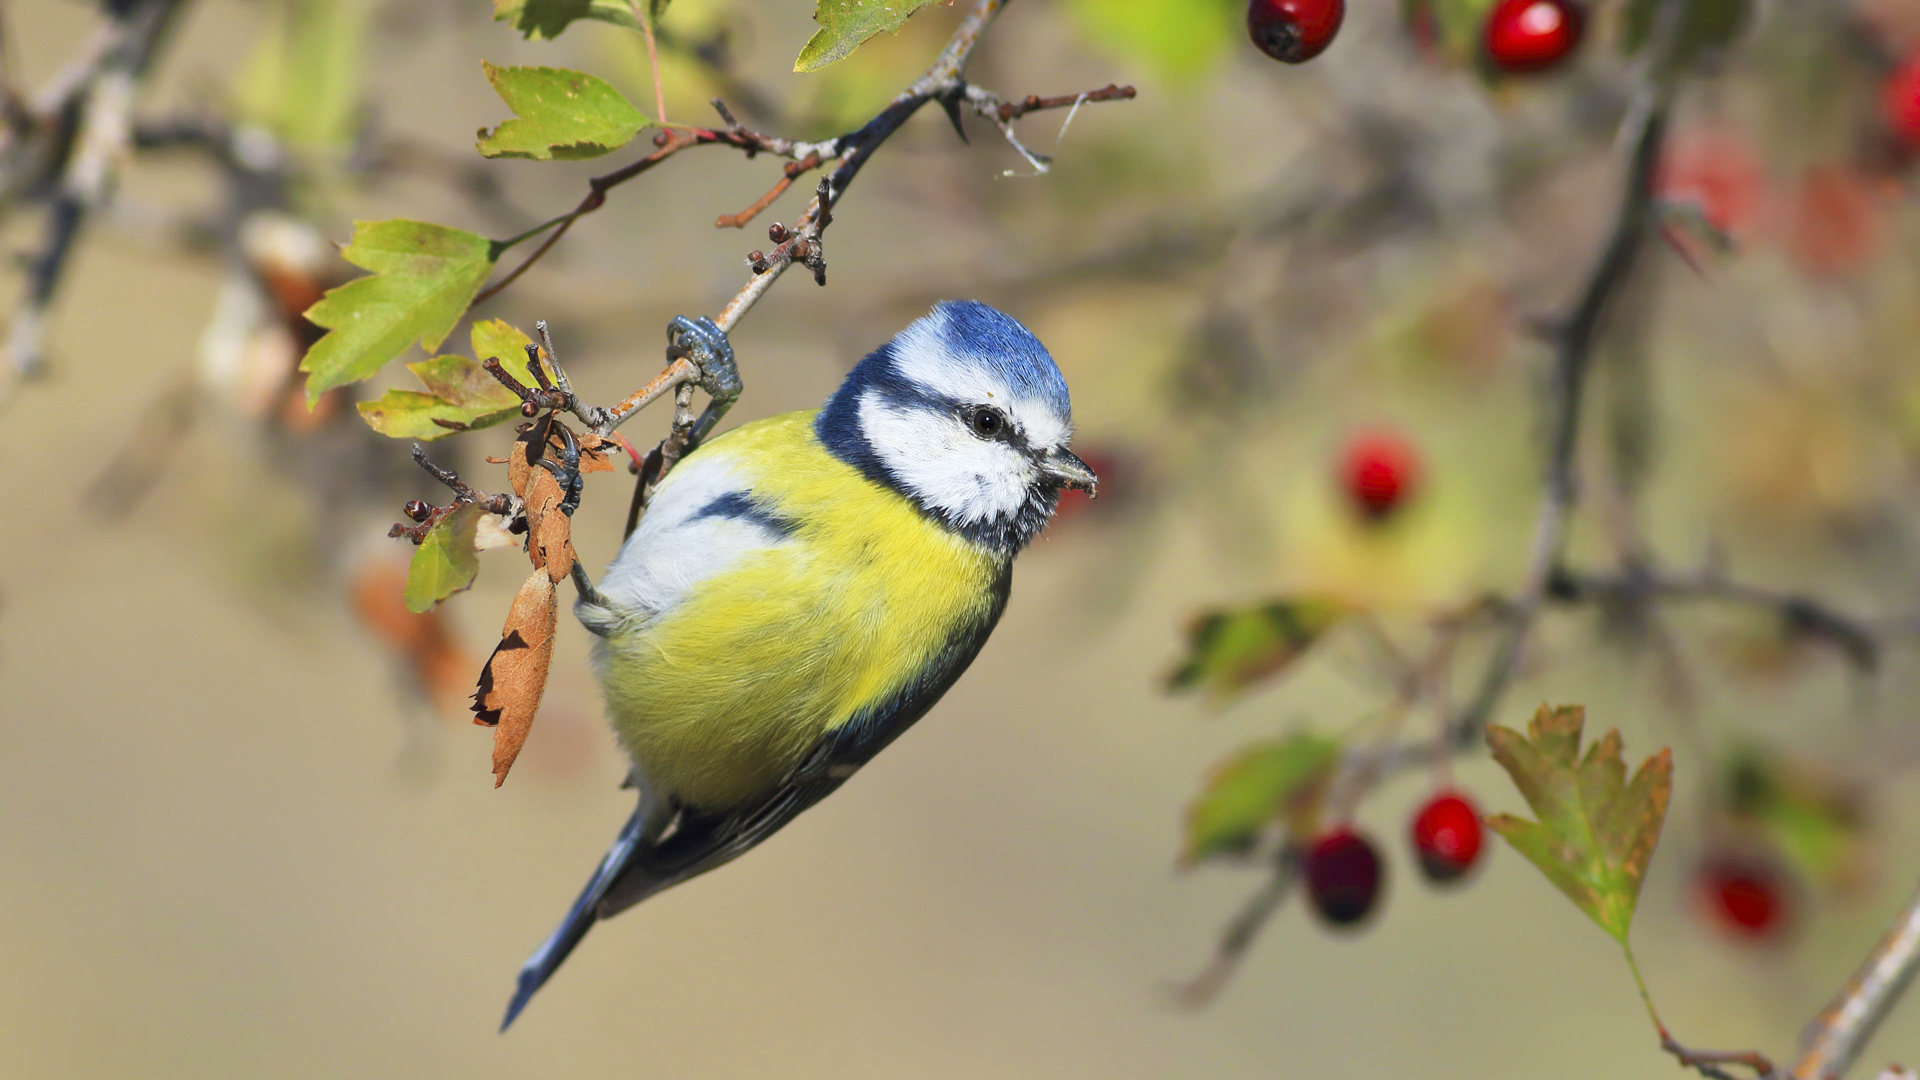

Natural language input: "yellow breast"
[593,411,1001,810]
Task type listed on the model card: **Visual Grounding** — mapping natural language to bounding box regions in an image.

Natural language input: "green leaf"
[1723,745,1867,885]
[299,221,500,403]
[467,318,541,385]
[1620,0,1749,64]
[795,0,944,73]
[477,63,650,160]
[492,0,645,39]
[406,503,485,613]
[357,319,543,440]
[1166,597,1345,703]
[1058,0,1240,82]
[1486,704,1673,945]
[356,357,520,440]
[233,0,374,152]
[1184,732,1341,863]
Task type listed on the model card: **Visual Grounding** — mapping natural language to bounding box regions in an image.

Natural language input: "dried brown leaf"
[472,569,558,787]
[506,439,531,500]
[521,467,576,582]
[576,432,614,474]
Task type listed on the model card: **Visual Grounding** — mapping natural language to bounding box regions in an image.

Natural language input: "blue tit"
[500,300,1096,1029]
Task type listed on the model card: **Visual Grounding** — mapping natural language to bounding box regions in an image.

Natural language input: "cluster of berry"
[1246,0,1586,73]
[1302,791,1483,927]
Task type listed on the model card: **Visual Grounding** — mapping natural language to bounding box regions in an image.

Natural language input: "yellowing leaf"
[356,355,521,440]
[405,503,484,613]
[492,0,645,39]
[1486,705,1672,945]
[300,221,500,402]
[1166,597,1345,702]
[473,569,560,787]
[477,63,650,160]
[357,319,542,440]
[795,0,943,72]
[469,318,540,384]
[1184,732,1340,864]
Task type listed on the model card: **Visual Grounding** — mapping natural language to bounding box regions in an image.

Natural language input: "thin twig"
[1168,849,1301,1009]
[1662,1031,1782,1080]
[1443,91,1671,748]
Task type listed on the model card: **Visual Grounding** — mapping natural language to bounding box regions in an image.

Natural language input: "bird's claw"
[665,316,740,404]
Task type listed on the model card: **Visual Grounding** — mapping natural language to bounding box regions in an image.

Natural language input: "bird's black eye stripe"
[963,405,1008,439]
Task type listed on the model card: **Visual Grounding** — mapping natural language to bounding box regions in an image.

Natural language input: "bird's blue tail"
[500,809,646,1031]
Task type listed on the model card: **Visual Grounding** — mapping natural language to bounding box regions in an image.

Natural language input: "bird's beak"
[1039,447,1098,496]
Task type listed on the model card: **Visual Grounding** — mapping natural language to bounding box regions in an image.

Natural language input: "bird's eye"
[965,406,1007,439]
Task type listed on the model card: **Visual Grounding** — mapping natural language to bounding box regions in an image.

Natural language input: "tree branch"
[1793,878,1920,1080]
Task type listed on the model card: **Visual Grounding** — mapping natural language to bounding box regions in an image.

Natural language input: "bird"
[500,300,1096,1030]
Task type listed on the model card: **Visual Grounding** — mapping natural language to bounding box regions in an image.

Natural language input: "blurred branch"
[1443,94,1671,748]
[1,0,185,407]
[1546,564,1884,672]
[1169,848,1300,1009]
[1793,878,1920,1080]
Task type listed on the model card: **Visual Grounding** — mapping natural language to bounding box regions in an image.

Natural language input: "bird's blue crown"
[816,300,1074,553]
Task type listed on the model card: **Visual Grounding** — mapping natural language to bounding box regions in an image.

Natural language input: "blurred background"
[5,0,1920,1075]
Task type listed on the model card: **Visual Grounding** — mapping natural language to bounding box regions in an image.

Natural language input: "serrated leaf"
[357,319,544,440]
[299,221,500,403]
[796,0,943,72]
[492,0,645,39]
[356,356,520,440]
[477,63,650,160]
[1485,704,1672,944]
[1184,732,1341,863]
[1620,0,1748,64]
[406,503,484,613]
[1166,597,1345,703]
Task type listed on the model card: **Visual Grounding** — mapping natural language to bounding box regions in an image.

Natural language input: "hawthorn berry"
[1482,0,1585,74]
[1698,856,1789,940]
[1305,828,1383,927]
[1885,50,1920,148]
[1411,790,1483,884]
[1340,429,1421,522]
[1247,0,1345,64]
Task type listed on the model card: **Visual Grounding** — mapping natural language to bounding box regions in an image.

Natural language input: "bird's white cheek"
[858,396,1031,525]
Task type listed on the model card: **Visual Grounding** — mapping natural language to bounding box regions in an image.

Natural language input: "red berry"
[1699,856,1789,940]
[1304,828,1383,927]
[1884,51,1920,147]
[1483,0,1585,74]
[1340,430,1420,522]
[1411,791,1483,884]
[1247,0,1344,64]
